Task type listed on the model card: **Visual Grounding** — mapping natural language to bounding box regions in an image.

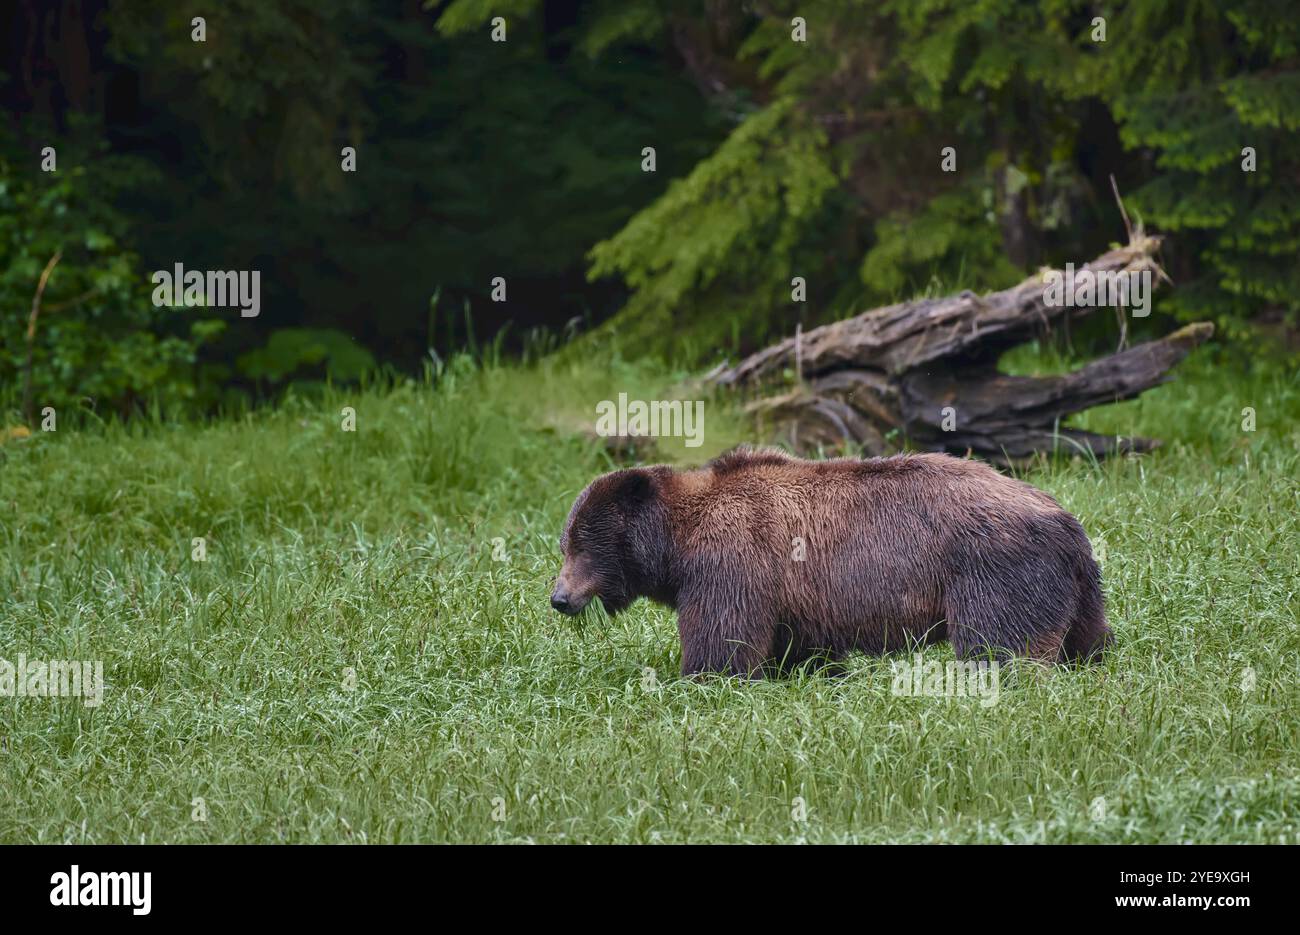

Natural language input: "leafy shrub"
[0,132,219,422]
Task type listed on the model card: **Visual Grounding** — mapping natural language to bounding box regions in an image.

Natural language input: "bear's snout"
[548,587,574,618]
[550,584,588,615]
[550,560,594,615]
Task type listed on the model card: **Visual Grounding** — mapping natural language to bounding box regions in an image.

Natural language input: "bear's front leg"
[676,600,775,680]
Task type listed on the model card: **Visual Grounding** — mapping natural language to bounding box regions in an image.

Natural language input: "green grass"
[1,348,1297,843]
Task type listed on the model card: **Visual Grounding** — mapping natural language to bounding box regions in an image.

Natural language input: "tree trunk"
[712,234,1213,465]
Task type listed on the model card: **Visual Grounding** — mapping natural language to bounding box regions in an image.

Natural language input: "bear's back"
[698,447,1062,522]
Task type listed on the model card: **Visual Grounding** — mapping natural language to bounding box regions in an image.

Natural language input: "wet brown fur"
[552,447,1111,678]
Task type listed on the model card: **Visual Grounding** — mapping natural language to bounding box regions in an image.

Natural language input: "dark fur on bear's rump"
[551,446,1111,678]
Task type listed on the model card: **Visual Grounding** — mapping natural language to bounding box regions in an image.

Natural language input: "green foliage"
[577,3,667,58]
[860,183,1022,299]
[582,0,1100,356]
[585,0,1300,359]
[586,100,839,355]
[105,0,374,198]
[236,328,377,384]
[8,0,1299,397]
[433,0,540,37]
[1093,1,1300,339]
[88,0,724,379]
[0,132,217,420]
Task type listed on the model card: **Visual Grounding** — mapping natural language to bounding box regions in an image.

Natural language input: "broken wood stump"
[711,234,1214,465]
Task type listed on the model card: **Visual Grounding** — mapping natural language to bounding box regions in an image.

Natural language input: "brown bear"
[551,447,1111,678]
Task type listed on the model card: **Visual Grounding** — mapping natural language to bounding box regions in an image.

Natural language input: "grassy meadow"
[1,347,1297,843]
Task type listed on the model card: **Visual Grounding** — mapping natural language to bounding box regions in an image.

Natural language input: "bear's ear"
[611,468,657,513]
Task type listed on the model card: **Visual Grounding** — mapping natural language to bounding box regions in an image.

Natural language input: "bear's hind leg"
[946,610,1068,664]
[944,560,1072,664]
[1061,612,1111,664]
[1060,559,1111,663]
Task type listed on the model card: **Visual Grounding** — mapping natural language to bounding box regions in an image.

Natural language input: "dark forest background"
[3,0,1297,417]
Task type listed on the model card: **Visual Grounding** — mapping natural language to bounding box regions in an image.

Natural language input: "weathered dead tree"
[712,234,1213,464]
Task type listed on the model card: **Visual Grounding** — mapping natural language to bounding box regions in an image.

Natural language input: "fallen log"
[713,234,1214,464]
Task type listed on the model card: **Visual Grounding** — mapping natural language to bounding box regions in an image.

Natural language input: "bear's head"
[551,467,668,617]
